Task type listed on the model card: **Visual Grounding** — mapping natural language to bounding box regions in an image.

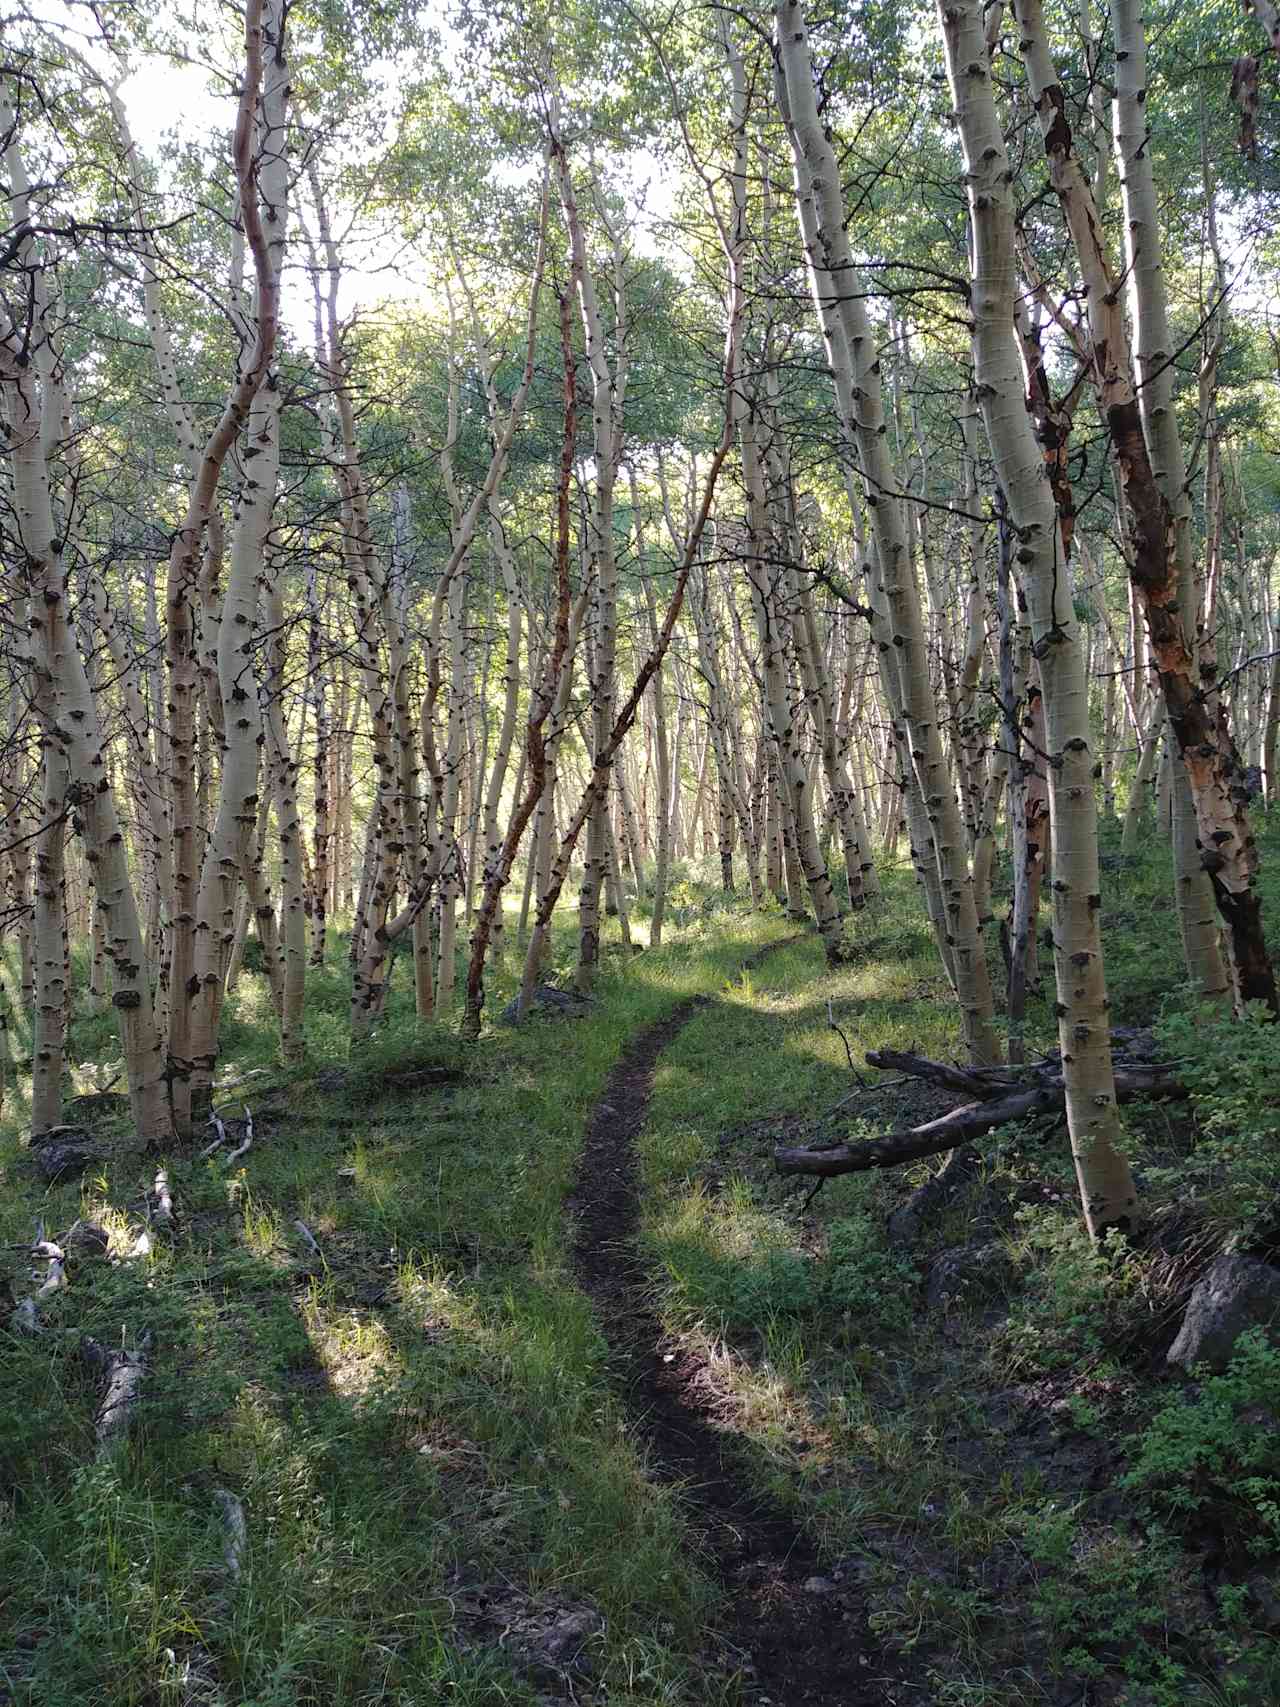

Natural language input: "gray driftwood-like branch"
[775,1054,1184,1178]
[82,1333,152,1457]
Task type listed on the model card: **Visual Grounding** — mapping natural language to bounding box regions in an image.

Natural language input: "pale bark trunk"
[306,567,330,967]
[1111,0,1230,1006]
[639,546,674,947]
[549,131,625,995]
[1,103,171,1145]
[31,720,68,1134]
[1014,0,1272,1011]
[776,0,998,1059]
[741,401,847,958]
[165,0,285,1129]
[261,578,306,1061]
[940,0,1137,1232]
[462,291,579,1036]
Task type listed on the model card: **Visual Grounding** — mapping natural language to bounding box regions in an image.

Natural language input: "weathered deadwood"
[292,1219,321,1262]
[212,1488,248,1583]
[10,1222,70,1333]
[152,1169,175,1229]
[775,1066,1185,1177]
[82,1332,151,1457]
[200,1112,230,1160]
[865,1049,1015,1099]
[222,1107,254,1168]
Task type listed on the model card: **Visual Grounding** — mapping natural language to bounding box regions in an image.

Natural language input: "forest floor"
[4,828,1280,1707]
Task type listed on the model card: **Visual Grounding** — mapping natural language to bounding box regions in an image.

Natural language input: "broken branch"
[82,1332,152,1458]
[775,1064,1185,1177]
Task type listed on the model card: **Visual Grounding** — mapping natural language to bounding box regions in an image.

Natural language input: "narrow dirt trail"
[567,939,896,1705]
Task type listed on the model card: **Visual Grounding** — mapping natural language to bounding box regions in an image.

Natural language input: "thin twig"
[827,999,869,1086]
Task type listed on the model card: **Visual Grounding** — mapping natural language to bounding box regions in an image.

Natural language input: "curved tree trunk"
[1013,0,1274,1013]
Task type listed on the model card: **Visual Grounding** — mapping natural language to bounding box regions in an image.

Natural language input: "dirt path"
[567,940,897,1706]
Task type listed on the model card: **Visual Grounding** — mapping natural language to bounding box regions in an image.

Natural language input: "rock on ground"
[27,1129,101,1183]
[1167,1254,1280,1373]
[499,985,592,1024]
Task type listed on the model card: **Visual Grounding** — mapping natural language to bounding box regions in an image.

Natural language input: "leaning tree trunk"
[939,0,1138,1235]
[1110,0,1231,1007]
[1013,0,1275,1014]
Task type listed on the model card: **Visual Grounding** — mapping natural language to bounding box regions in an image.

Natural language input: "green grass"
[630,826,1280,1705]
[4,818,1280,1705]
[0,894,792,1706]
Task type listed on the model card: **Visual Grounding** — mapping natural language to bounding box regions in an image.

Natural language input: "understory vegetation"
[6,0,1280,1699]
[5,824,1280,1706]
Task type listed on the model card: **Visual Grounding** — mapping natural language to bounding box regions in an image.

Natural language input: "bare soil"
[567,944,913,1705]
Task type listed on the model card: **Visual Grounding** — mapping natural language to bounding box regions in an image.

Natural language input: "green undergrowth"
[0,896,790,1707]
[4,817,1280,1707]
[634,820,1280,1707]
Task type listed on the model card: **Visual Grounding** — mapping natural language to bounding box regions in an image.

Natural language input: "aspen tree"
[462,289,579,1037]
[1012,0,1276,1013]
[156,0,286,1129]
[938,0,1138,1234]
[31,702,68,1135]
[776,0,998,1059]
[513,38,750,1018]
[92,580,173,1014]
[789,560,875,909]
[641,550,674,948]
[546,120,626,995]
[741,395,848,958]
[1111,0,1233,1007]
[1,90,170,1144]
[261,576,307,1060]
[451,240,530,970]
[305,565,331,965]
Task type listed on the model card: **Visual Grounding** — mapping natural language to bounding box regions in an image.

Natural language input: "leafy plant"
[821,1216,919,1335]
[1153,1002,1280,1239]
[1123,1328,1280,1552]
[998,1209,1152,1374]
[1016,1502,1193,1697]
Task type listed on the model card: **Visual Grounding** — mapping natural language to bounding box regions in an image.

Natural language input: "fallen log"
[775,1065,1185,1177]
[223,1107,255,1168]
[82,1332,151,1458]
[200,1112,231,1160]
[10,1222,69,1334]
[212,1488,248,1584]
